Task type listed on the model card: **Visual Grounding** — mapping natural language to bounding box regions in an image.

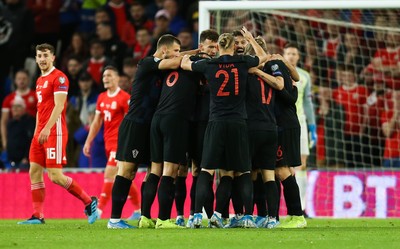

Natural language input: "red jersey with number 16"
[96,88,130,149]
[35,67,69,136]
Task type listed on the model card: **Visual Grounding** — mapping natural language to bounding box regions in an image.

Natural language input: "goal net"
[200,1,400,218]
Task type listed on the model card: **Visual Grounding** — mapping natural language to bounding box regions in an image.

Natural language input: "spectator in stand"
[79,0,107,34]
[332,65,369,168]
[82,39,114,91]
[163,0,187,36]
[27,0,61,47]
[66,73,99,167]
[262,15,287,54]
[322,23,342,60]
[289,19,310,58]
[60,32,89,72]
[122,57,138,83]
[118,73,132,93]
[190,11,199,48]
[74,104,107,168]
[177,28,194,51]
[96,21,128,71]
[337,32,368,76]
[149,9,172,54]
[364,80,391,167]
[381,90,400,168]
[104,0,129,39]
[222,16,240,34]
[4,96,35,171]
[65,56,83,98]
[121,2,154,49]
[1,70,37,153]
[363,32,400,90]
[132,28,153,60]
[145,0,164,20]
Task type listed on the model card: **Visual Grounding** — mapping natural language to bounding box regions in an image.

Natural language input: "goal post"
[198,0,400,218]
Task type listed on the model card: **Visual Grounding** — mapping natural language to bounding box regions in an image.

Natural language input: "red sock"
[64,177,92,206]
[31,182,45,219]
[128,183,141,210]
[98,179,114,211]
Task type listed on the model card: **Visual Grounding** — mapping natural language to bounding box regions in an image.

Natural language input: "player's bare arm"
[241,27,268,64]
[38,93,66,145]
[271,54,300,81]
[83,112,103,157]
[249,67,284,90]
[158,56,183,70]
[180,55,193,71]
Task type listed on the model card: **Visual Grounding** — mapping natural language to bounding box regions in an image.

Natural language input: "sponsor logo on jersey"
[111,101,117,109]
[59,77,66,84]
[132,149,139,158]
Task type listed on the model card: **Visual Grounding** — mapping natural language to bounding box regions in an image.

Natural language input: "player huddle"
[19,27,307,230]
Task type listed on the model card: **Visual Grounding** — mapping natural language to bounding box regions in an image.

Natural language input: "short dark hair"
[284,43,300,51]
[157,34,181,49]
[232,30,243,38]
[342,64,356,73]
[79,72,93,82]
[103,65,119,74]
[200,29,219,43]
[36,43,55,54]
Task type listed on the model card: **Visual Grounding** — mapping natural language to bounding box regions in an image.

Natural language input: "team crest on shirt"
[132,149,139,158]
[59,77,66,84]
[43,80,48,88]
[100,102,105,108]
[271,64,279,71]
[111,101,117,109]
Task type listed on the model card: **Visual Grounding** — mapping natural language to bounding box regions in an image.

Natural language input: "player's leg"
[108,161,138,229]
[46,167,97,224]
[141,116,163,227]
[175,163,188,226]
[140,162,162,227]
[211,169,233,228]
[276,166,306,228]
[296,117,310,216]
[155,161,183,228]
[18,162,46,224]
[98,163,118,217]
[18,137,46,224]
[155,115,188,228]
[261,169,279,228]
[193,168,215,228]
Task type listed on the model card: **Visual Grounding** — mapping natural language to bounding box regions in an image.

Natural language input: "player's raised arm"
[180,55,193,71]
[271,54,300,81]
[249,67,284,90]
[38,93,67,145]
[241,27,268,64]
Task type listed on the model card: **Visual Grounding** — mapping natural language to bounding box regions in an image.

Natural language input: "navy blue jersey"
[266,60,300,129]
[194,82,210,121]
[155,57,204,118]
[246,71,277,131]
[191,54,259,121]
[125,56,162,124]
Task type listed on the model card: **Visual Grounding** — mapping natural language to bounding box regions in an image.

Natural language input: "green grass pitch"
[1,219,400,249]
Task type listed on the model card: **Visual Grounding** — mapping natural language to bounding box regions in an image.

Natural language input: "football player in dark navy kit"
[148,46,205,229]
[243,37,284,229]
[181,27,269,228]
[272,52,307,228]
[107,35,185,229]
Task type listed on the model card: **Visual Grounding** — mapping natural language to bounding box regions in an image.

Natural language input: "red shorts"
[29,135,67,168]
[106,149,117,167]
[105,141,118,167]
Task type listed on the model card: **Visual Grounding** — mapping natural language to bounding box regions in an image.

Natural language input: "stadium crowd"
[1,2,398,171]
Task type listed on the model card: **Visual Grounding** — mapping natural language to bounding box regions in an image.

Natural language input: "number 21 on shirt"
[216,68,239,96]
